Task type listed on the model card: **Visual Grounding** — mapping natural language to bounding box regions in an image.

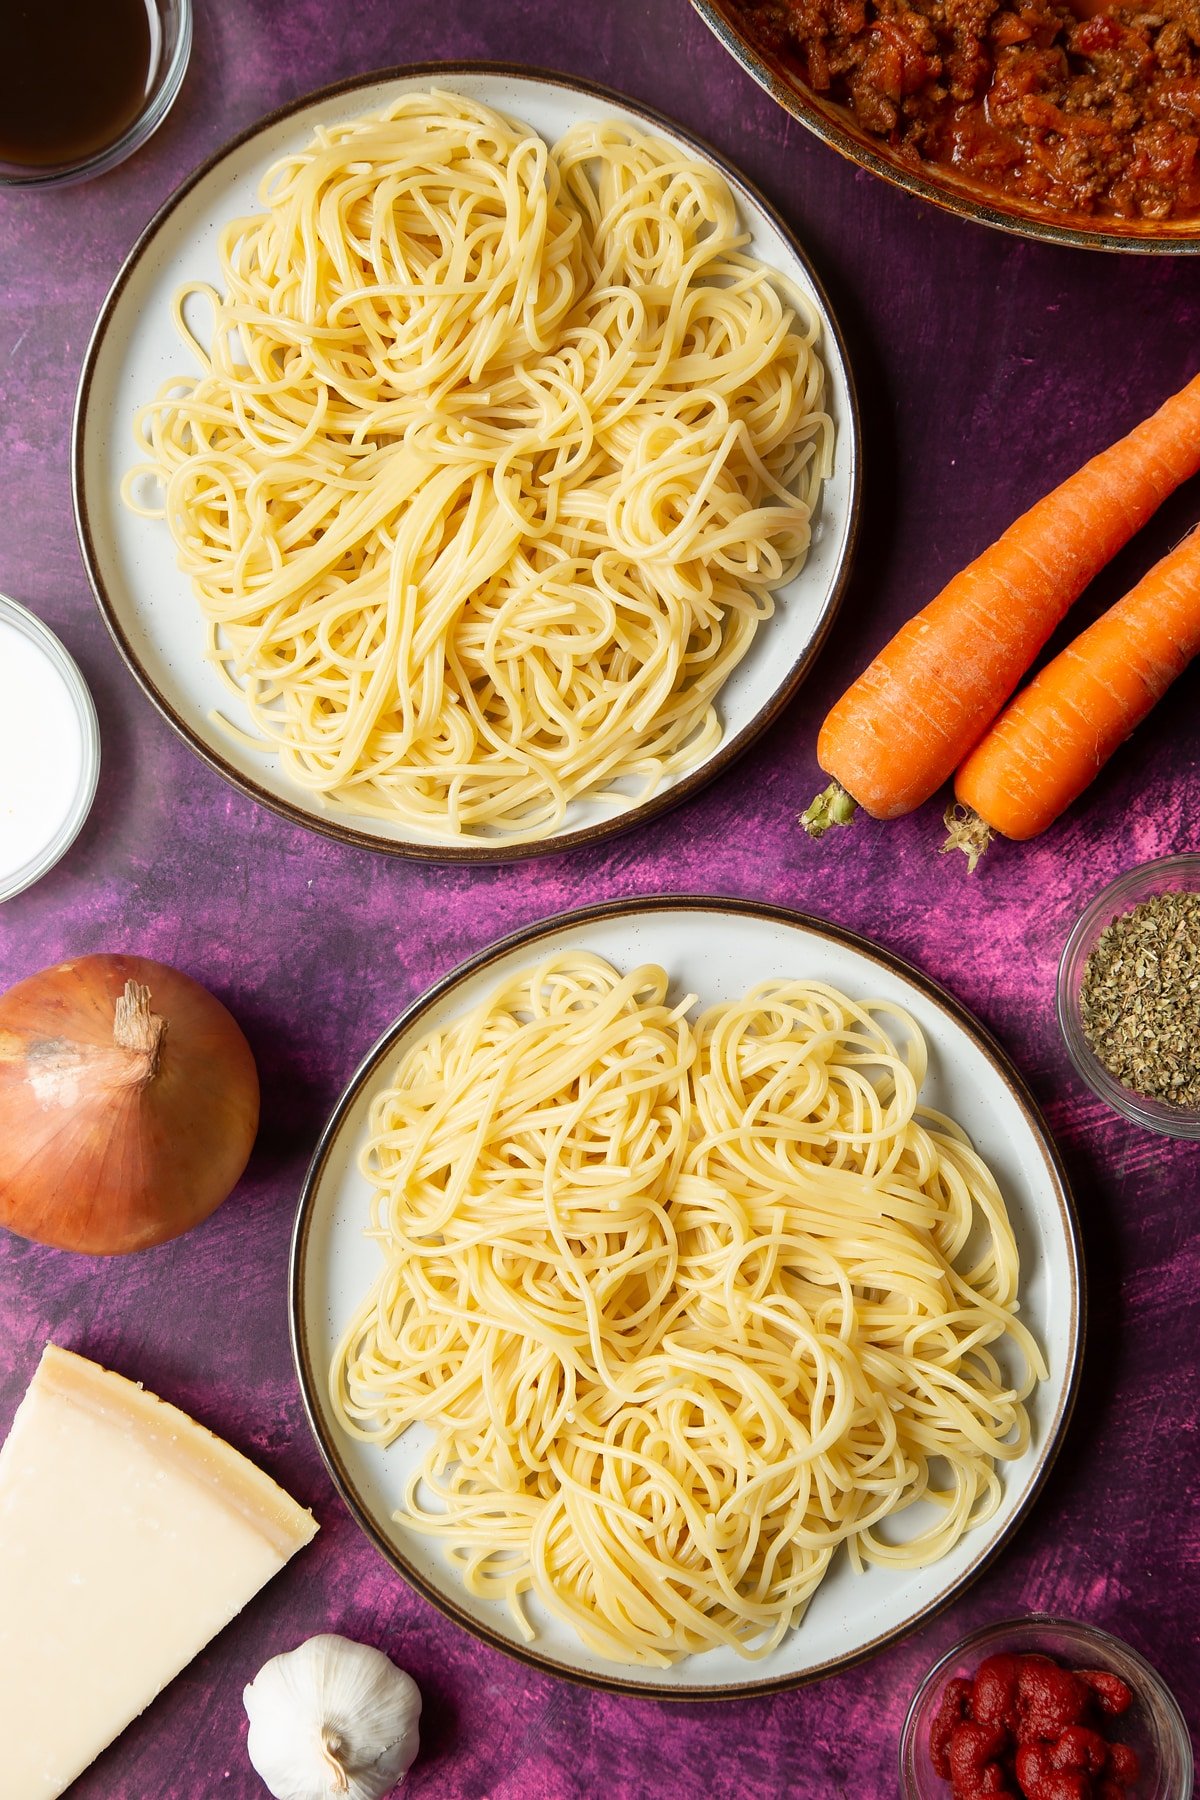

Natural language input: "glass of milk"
[0,595,100,900]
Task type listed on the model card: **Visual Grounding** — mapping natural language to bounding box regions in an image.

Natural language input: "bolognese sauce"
[732,0,1200,217]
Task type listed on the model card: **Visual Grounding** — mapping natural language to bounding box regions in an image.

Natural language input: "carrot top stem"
[801,781,858,838]
[941,804,993,873]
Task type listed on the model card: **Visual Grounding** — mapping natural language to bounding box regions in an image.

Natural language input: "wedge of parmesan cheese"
[0,1343,317,1800]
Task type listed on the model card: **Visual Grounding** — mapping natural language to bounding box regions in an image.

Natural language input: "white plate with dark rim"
[72,64,861,866]
[290,897,1084,1698]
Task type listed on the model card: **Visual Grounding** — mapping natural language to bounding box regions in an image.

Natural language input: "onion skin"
[0,954,260,1255]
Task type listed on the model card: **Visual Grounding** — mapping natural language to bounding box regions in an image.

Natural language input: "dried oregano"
[1079,889,1200,1108]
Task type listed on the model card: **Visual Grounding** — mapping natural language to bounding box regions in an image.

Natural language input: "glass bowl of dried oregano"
[1058,853,1200,1141]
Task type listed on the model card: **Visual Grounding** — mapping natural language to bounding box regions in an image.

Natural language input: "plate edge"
[288,892,1086,1700]
[71,61,863,866]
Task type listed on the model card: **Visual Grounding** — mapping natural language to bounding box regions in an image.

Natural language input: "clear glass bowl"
[0,594,100,901]
[1057,853,1200,1141]
[900,1616,1194,1800]
[0,0,191,189]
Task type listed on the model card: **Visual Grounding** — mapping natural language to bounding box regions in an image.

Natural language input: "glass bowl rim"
[899,1612,1195,1800]
[1056,852,1200,1141]
[0,0,193,190]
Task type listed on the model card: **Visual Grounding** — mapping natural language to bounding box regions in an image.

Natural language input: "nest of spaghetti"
[125,92,832,843]
[333,955,1044,1667]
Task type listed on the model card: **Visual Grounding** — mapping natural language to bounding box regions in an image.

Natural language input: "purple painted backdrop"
[0,2,1197,1795]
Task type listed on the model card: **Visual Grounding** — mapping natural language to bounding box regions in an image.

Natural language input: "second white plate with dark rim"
[73,64,860,865]
[290,897,1084,1698]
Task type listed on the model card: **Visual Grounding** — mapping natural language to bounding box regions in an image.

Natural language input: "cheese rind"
[0,1343,317,1800]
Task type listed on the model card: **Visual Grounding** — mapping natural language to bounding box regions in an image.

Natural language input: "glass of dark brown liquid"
[0,0,191,187]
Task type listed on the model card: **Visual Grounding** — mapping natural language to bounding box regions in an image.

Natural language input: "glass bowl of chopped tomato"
[1057,853,1200,1142]
[899,1615,1194,1800]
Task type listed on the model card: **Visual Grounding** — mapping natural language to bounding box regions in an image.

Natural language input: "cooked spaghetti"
[332,953,1044,1666]
[122,91,832,843]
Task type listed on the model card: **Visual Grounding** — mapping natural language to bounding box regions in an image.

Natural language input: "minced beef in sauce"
[733,0,1200,216]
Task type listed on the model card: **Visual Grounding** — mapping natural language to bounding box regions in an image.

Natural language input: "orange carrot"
[943,525,1200,867]
[801,370,1200,838]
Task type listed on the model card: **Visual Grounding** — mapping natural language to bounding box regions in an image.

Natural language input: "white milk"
[0,616,88,889]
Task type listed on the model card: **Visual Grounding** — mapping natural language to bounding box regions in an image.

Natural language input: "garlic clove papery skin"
[244,1634,422,1800]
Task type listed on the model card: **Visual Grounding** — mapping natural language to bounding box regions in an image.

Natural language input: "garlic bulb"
[244,1634,421,1800]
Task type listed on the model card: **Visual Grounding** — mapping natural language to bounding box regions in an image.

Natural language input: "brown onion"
[0,954,260,1254]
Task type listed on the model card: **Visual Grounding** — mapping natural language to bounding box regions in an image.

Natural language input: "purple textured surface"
[0,2,1197,1796]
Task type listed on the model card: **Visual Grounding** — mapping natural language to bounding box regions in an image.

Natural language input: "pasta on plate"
[332,953,1045,1666]
[124,91,832,843]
